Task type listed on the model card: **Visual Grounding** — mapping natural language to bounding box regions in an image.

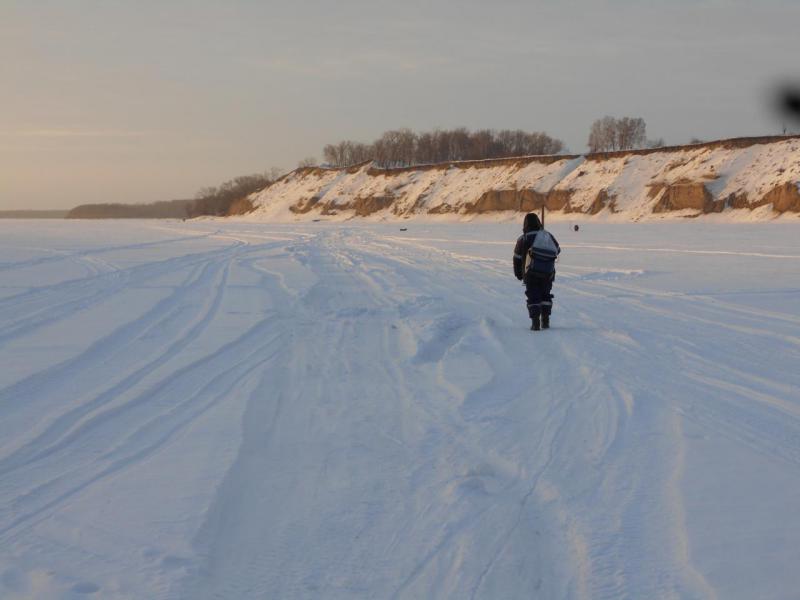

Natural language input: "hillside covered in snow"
[247,136,800,221]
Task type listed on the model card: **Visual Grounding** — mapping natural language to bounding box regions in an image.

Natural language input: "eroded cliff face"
[651,182,723,213]
[247,136,800,221]
[762,182,800,213]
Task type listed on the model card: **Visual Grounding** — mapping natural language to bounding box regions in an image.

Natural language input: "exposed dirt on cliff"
[427,203,457,214]
[762,182,800,213]
[466,188,575,214]
[586,190,616,214]
[289,196,322,214]
[353,196,395,216]
[651,183,723,213]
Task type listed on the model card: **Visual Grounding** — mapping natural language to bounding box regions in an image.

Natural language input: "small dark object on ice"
[574,224,579,232]
[400,227,408,231]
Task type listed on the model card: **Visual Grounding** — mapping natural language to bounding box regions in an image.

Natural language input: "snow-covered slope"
[248,136,800,221]
[1,220,800,599]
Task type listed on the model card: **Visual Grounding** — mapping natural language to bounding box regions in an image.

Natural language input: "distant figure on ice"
[513,213,561,331]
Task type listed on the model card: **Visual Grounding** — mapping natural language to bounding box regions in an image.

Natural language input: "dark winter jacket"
[513,227,561,280]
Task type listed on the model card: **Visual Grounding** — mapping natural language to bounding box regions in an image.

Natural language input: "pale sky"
[2,0,798,209]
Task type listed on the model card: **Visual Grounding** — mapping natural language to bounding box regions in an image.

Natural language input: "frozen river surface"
[1,219,799,599]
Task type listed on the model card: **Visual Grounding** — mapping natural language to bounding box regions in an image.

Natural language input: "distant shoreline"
[0,210,69,219]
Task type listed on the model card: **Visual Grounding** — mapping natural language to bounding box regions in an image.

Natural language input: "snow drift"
[247,136,800,221]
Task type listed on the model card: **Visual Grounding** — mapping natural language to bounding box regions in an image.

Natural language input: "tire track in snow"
[0,239,294,474]
[0,325,286,543]
[0,258,213,446]
[0,237,295,547]
[0,256,233,472]
[560,277,800,350]
[0,230,216,273]
[0,241,245,345]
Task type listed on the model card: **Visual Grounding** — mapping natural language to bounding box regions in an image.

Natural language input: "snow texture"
[1,219,800,599]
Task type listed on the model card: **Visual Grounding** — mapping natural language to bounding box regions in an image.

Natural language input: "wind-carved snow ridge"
[1,220,800,599]
[245,136,800,222]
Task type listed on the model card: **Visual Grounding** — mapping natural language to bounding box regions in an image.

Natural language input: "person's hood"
[523,213,542,233]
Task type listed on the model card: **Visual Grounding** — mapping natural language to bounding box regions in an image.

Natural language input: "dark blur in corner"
[773,83,800,130]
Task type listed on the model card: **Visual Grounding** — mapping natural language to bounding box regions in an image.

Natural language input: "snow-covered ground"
[1,219,799,599]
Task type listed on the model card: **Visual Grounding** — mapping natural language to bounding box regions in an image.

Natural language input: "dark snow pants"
[525,271,554,318]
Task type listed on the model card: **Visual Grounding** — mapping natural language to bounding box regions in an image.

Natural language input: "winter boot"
[530,315,541,331]
[542,299,553,330]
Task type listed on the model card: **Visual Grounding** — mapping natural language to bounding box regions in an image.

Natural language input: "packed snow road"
[1,219,799,599]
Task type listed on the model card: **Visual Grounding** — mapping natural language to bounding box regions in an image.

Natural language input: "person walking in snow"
[513,213,561,331]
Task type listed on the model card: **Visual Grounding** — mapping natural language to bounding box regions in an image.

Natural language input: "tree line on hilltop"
[586,116,663,153]
[317,117,664,168]
[321,128,566,168]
